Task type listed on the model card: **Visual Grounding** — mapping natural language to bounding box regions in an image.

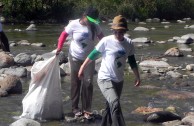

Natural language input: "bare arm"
[131,67,141,87]
[78,58,93,79]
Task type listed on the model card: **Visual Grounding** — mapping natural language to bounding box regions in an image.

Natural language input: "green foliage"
[156,0,194,20]
[1,0,194,23]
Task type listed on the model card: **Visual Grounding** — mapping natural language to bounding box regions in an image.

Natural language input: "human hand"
[78,66,84,80]
[134,78,141,87]
[56,48,61,55]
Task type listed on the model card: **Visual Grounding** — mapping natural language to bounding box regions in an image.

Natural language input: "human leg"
[98,79,125,126]
[101,101,112,126]
[0,32,10,52]
[110,81,125,126]
[69,54,82,114]
[81,61,95,117]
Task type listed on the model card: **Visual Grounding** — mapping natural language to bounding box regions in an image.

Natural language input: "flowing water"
[1,21,194,126]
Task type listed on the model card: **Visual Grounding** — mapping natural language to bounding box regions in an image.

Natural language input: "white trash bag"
[20,55,64,120]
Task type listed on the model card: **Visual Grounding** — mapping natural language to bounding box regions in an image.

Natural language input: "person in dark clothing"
[0,2,10,52]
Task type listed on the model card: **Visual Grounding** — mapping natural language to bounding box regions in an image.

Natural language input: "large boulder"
[144,111,181,123]
[177,33,194,44]
[182,115,194,125]
[0,74,22,94]
[1,67,28,77]
[10,118,40,126]
[14,53,32,66]
[0,52,14,68]
[0,88,8,97]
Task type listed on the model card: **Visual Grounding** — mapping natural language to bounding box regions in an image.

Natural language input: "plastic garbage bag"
[20,55,64,120]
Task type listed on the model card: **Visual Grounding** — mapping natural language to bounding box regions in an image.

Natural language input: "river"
[1,20,194,126]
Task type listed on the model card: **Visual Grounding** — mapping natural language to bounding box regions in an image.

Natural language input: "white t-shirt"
[95,35,135,82]
[65,19,102,60]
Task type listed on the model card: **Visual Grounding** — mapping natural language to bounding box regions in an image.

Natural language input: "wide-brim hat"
[111,15,128,31]
[0,2,4,7]
[84,6,100,24]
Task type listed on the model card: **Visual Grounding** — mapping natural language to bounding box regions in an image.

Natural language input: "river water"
[1,21,194,126]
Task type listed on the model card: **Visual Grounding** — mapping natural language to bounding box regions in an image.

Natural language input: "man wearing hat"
[56,6,104,119]
[0,2,10,52]
[78,15,141,125]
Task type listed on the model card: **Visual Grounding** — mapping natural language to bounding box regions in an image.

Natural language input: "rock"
[132,37,151,43]
[164,47,184,57]
[182,115,194,125]
[134,27,149,31]
[0,52,14,68]
[131,106,163,115]
[31,43,46,47]
[17,40,31,46]
[166,71,182,78]
[0,88,8,97]
[177,33,194,44]
[139,59,170,68]
[26,24,37,31]
[186,64,194,71]
[3,67,28,77]
[161,21,170,24]
[14,53,32,66]
[188,25,194,29]
[0,74,22,94]
[144,111,181,123]
[177,38,193,44]
[165,106,177,113]
[10,118,41,126]
[146,18,152,22]
[162,120,183,126]
[177,20,186,23]
[152,18,160,22]
[60,63,70,75]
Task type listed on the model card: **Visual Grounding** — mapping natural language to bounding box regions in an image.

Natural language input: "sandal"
[84,111,93,120]
[73,109,83,118]
[75,111,83,117]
